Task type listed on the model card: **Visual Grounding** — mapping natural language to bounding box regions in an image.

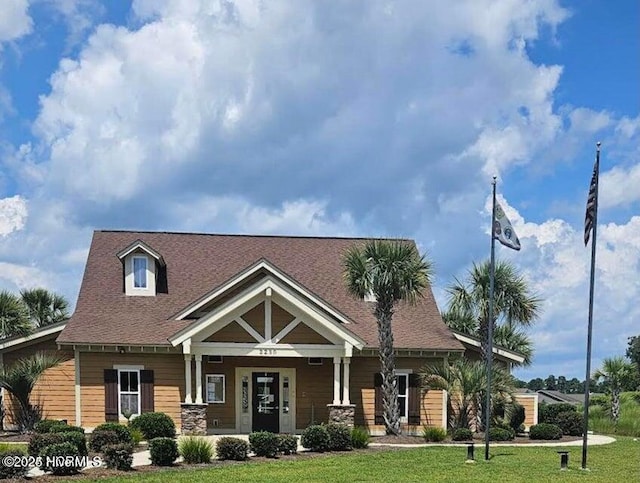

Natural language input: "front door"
[252,372,280,432]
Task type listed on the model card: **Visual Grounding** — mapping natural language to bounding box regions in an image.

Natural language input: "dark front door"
[252,372,279,433]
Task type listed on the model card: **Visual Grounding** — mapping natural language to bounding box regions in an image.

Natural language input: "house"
[0,231,535,434]
[536,390,597,406]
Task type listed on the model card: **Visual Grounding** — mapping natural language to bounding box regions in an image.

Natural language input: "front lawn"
[84,437,638,483]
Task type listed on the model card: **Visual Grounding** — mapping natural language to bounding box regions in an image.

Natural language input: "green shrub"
[488,427,514,441]
[301,425,331,452]
[422,426,447,442]
[28,432,64,456]
[93,423,133,445]
[451,428,473,441]
[89,430,121,453]
[34,419,65,434]
[216,437,249,461]
[0,447,28,479]
[59,431,88,456]
[350,427,370,449]
[179,436,213,464]
[103,443,134,471]
[507,403,525,433]
[529,423,562,440]
[149,437,179,466]
[249,431,279,458]
[540,403,576,424]
[277,434,298,455]
[50,424,85,434]
[39,442,83,475]
[129,428,144,446]
[589,394,610,410]
[555,411,583,436]
[326,424,352,451]
[130,412,176,440]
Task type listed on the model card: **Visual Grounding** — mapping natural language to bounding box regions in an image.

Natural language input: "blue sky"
[0,0,638,381]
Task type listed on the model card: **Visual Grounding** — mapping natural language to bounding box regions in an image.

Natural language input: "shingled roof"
[57,230,463,351]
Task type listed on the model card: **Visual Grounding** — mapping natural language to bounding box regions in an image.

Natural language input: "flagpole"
[484,176,497,461]
[581,142,601,470]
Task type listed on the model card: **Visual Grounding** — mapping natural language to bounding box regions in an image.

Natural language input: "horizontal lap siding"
[79,352,183,428]
[514,395,537,428]
[2,338,75,424]
[351,356,445,432]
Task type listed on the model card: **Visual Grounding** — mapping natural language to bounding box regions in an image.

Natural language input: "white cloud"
[0,195,28,236]
[0,261,48,289]
[0,0,33,44]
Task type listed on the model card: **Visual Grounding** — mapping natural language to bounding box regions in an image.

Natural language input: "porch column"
[333,356,341,405]
[184,355,193,404]
[194,354,203,404]
[342,357,351,405]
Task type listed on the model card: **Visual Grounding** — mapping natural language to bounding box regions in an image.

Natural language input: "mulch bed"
[371,434,583,445]
[0,432,31,443]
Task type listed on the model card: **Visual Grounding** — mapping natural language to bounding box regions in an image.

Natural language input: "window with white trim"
[206,374,225,403]
[118,369,140,418]
[133,256,147,288]
[396,373,409,420]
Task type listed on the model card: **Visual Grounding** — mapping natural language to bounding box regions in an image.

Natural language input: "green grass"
[589,392,640,437]
[0,442,27,453]
[80,437,639,483]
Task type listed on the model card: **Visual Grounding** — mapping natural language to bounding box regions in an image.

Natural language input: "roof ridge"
[95,229,413,242]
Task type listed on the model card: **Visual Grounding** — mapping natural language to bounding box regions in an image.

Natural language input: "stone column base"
[327,404,356,427]
[180,403,208,435]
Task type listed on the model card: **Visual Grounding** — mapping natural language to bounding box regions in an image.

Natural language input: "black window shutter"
[374,373,384,425]
[104,369,118,422]
[140,370,155,413]
[408,373,421,425]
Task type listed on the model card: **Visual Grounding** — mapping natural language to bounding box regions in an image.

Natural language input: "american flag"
[584,155,599,246]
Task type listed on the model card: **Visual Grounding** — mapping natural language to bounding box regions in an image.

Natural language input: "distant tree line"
[515,335,640,394]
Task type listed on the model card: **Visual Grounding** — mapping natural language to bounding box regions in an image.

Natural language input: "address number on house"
[258,348,277,355]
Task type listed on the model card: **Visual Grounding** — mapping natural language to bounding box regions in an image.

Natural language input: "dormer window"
[117,240,165,297]
[133,256,148,288]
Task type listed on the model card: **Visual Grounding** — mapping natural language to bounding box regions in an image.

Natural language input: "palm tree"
[593,356,635,422]
[343,240,432,435]
[20,288,70,328]
[493,324,533,366]
[421,358,514,430]
[0,352,60,432]
[0,290,32,339]
[445,260,541,364]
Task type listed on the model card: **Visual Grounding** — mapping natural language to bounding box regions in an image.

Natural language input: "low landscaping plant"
[93,423,133,445]
[529,423,562,440]
[488,427,514,441]
[89,430,122,453]
[216,437,249,461]
[130,412,176,440]
[28,432,64,456]
[130,428,144,446]
[451,428,473,441]
[0,447,28,480]
[50,424,85,434]
[179,436,213,464]
[277,434,298,455]
[555,411,583,436]
[58,431,88,456]
[350,426,370,449]
[422,426,447,442]
[301,425,331,452]
[149,437,179,466]
[39,442,83,476]
[249,431,279,458]
[103,443,134,471]
[539,403,576,424]
[34,419,64,433]
[326,423,352,451]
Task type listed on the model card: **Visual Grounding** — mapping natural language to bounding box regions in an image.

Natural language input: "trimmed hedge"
[29,432,64,456]
[529,423,563,440]
[277,434,298,455]
[216,437,249,461]
[488,427,514,441]
[149,437,179,466]
[422,426,447,442]
[89,430,121,453]
[249,431,279,458]
[58,431,88,456]
[0,448,28,479]
[555,411,584,436]
[50,424,85,434]
[34,419,65,434]
[301,425,331,452]
[103,443,134,471]
[130,412,176,440]
[39,442,83,476]
[451,428,474,441]
[93,423,133,445]
[327,424,352,451]
[539,403,576,424]
[179,436,213,464]
[351,427,370,449]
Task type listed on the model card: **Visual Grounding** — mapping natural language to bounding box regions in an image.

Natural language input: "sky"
[0,0,638,381]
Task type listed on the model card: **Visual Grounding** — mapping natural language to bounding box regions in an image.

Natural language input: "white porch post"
[184,354,193,404]
[333,356,341,405]
[195,354,203,404]
[342,357,351,405]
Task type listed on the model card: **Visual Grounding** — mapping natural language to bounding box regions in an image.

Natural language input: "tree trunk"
[375,299,400,435]
[611,388,620,422]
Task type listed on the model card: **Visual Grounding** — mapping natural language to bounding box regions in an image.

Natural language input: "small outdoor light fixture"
[466,443,475,463]
[558,451,569,470]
